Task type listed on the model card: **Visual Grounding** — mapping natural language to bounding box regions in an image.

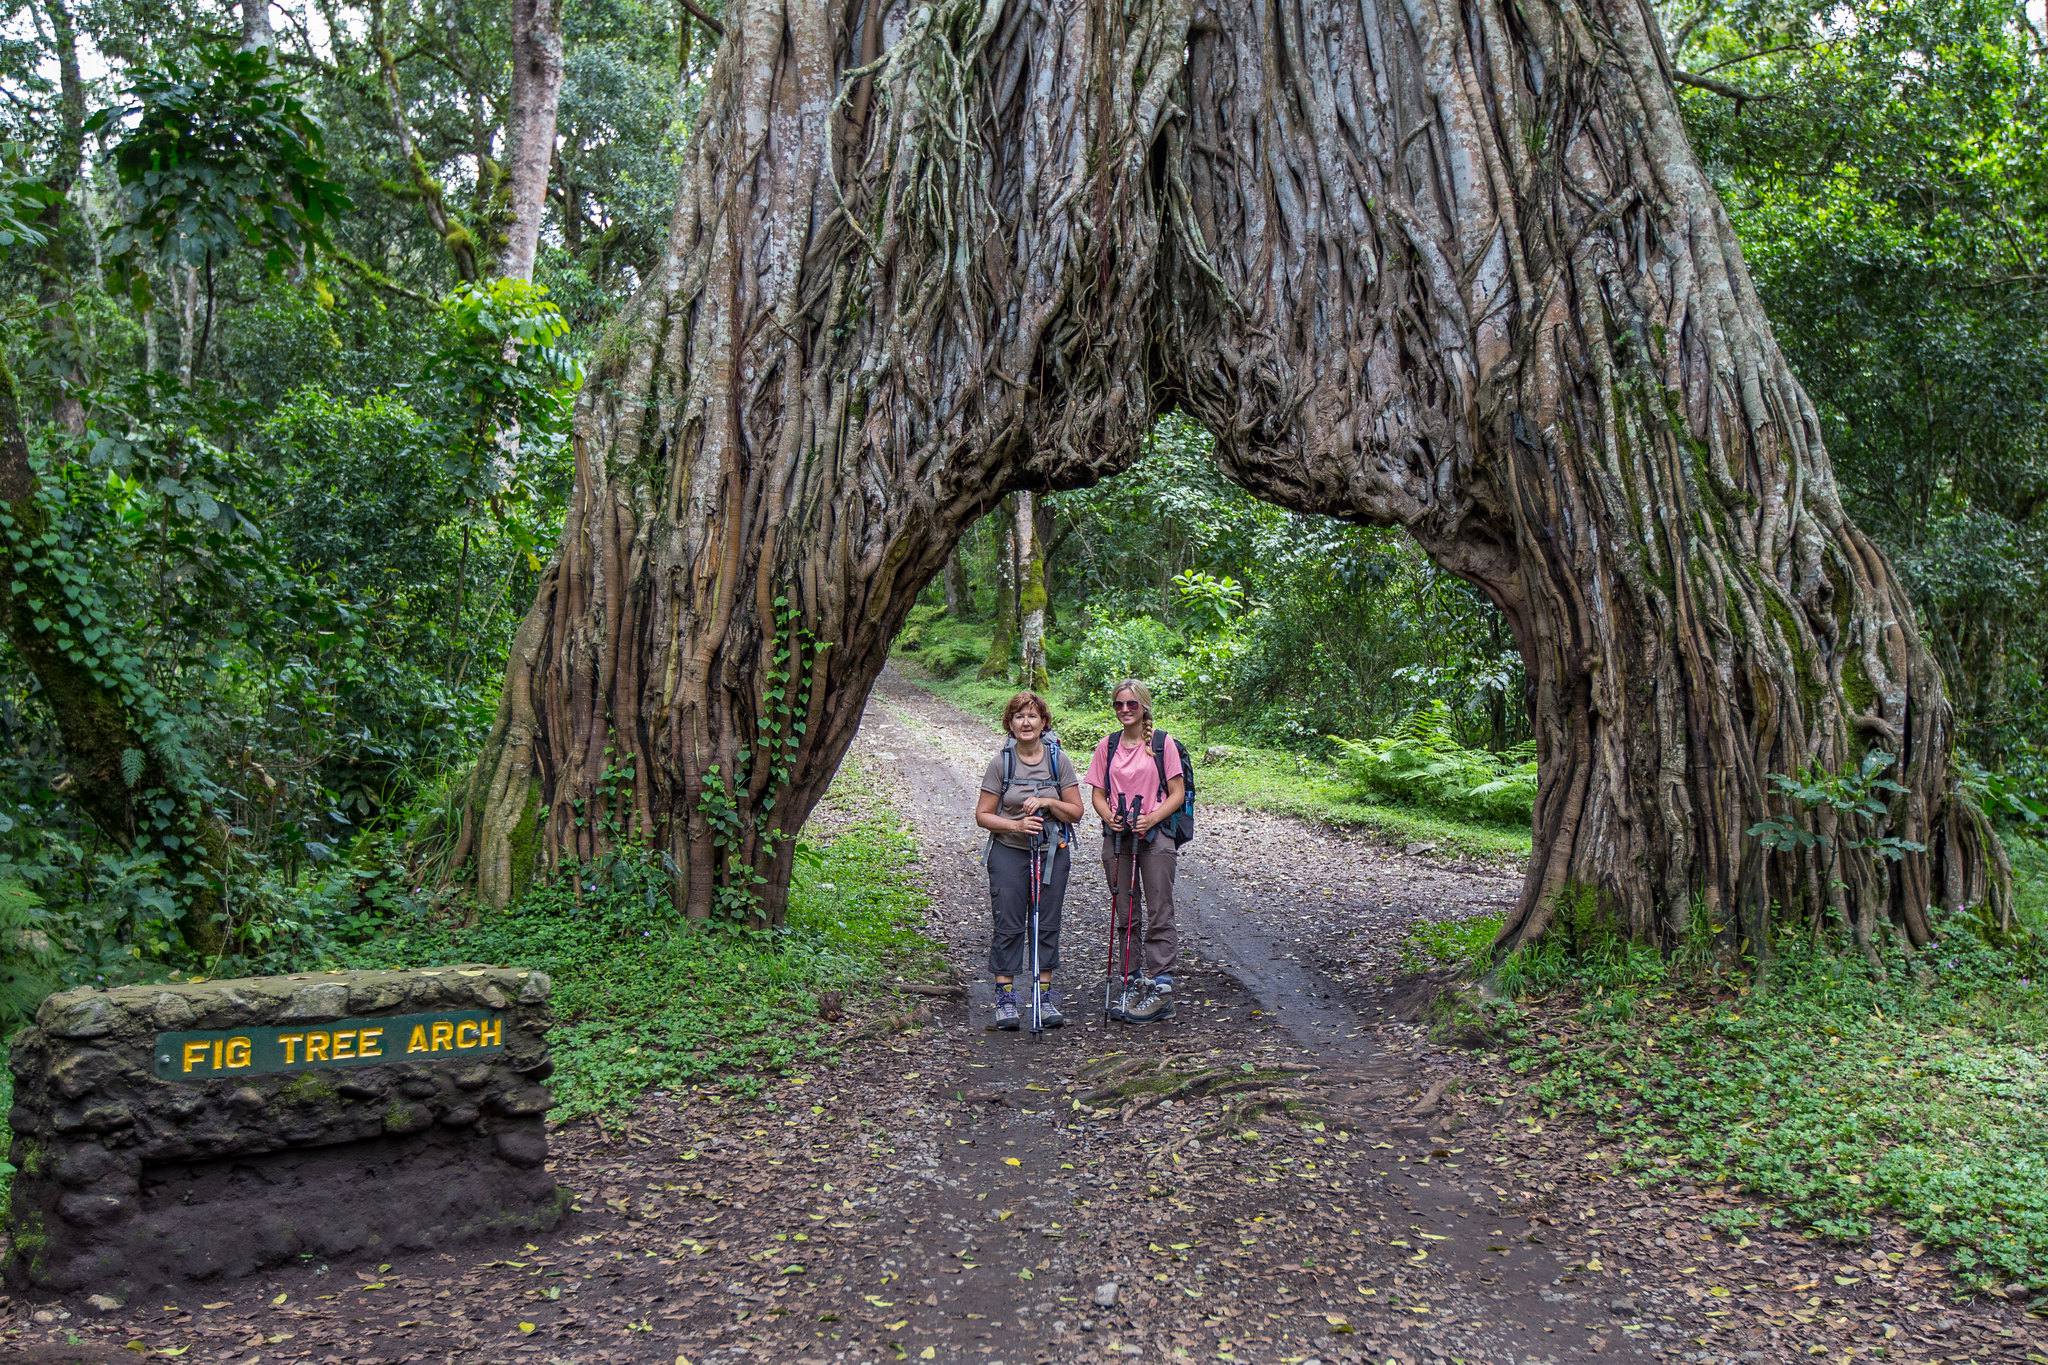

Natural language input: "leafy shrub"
[1068,613,1184,697]
[0,878,60,1035]
[1332,701,1537,825]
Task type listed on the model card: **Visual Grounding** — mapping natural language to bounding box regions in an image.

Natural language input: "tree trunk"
[467,0,2006,947]
[502,0,564,282]
[979,501,1019,682]
[1016,493,1048,691]
[35,0,86,438]
[942,550,969,617]
[240,0,274,49]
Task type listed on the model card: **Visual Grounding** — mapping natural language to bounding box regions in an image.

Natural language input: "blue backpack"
[1107,729,1196,845]
[1002,732,1074,852]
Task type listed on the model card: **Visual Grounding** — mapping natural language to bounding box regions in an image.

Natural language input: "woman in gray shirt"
[973,692,1084,1029]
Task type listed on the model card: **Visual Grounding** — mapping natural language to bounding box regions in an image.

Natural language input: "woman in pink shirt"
[1083,679,1186,1022]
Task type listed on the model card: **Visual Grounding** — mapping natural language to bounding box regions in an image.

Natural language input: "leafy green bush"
[1068,613,1184,698]
[0,879,60,1035]
[1332,701,1537,825]
[336,809,941,1126]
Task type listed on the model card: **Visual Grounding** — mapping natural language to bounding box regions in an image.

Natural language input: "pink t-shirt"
[1083,731,1185,819]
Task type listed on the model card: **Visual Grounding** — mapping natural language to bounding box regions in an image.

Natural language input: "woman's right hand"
[1013,815,1044,837]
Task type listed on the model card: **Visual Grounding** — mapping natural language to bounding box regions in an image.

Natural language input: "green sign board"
[153,1010,505,1082]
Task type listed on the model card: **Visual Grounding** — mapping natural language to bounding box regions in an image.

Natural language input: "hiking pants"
[1102,833,1179,978]
[987,839,1069,978]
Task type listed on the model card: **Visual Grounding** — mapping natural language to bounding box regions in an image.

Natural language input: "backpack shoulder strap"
[1002,735,1017,789]
[1149,729,1169,796]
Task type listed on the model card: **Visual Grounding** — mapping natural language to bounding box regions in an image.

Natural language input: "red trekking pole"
[1104,794,1127,1023]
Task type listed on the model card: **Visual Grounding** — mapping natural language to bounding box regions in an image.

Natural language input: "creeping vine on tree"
[697,595,826,924]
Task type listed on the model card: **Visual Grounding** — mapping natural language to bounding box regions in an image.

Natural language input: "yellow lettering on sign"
[407,1025,429,1054]
[480,1018,502,1048]
[456,1021,479,1049]
[279,1033,303,1064]
[305,1032,329,1063]
[183,1040,209,1074]
[430,1022,454,1052]
[224,1037,253,1070]
[331,1030,356,1061]
[359,1027,383,1058]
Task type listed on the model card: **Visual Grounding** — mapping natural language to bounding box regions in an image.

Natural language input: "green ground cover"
[893,614,1532,862]
[1414,840,2048,1294]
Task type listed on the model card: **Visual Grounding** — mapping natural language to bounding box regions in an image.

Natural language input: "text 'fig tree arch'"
[459,0,2008,952]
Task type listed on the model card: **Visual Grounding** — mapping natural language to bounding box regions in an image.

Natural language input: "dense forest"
[0,0,2042,1016]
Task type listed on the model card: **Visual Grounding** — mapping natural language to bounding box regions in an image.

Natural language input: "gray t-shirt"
[980,744,1080,850]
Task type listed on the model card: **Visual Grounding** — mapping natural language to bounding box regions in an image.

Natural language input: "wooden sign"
[153,1010,505,1081]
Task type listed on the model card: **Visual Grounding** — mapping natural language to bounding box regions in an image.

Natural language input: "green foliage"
[1400,913,1503,973]
[1068,614,1184,698]
[1331,702,1538,826]
[1510,918,2048,1290]
[93,41,349,297]
[1747,750,1925,864]
[340,804,942,1127]
[895,606,984,678]
[0,878,60,1035]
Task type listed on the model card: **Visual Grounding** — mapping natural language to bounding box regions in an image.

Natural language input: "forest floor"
[2,668,2043,1364]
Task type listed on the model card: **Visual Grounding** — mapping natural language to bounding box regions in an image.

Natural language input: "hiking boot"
[1122,979,1176,1023]
[1036,988,1065,1029]
[993,987,1020,1030]
[1106,981,1140,1022]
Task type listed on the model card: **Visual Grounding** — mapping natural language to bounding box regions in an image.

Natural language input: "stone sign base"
[5,966,566,1298]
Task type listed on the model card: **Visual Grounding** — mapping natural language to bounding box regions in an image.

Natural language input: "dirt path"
[2,669,2040,1363]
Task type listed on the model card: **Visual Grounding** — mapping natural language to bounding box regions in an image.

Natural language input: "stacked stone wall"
[4,965,564,1298]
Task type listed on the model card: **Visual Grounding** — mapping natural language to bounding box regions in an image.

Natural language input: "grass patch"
[894,618,1530,862]
[345,779,941,1127]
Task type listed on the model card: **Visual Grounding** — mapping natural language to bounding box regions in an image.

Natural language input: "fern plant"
[1333,701,1537,825]
[0,878,62,1034]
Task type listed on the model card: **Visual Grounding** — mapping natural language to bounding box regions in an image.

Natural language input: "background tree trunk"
[978,499,1019,682]
[502,0,564,282]
[467,0,2005,946]
[941,550,970,618]
[1016,492,1049,691]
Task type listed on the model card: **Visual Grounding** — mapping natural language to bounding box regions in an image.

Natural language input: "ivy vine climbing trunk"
[467,0,2007,948]
[0,355,227,953]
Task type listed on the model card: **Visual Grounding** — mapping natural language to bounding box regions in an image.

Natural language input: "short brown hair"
[1002,691,1052,736]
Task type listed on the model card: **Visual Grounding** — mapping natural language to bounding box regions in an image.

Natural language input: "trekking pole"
[1125,795,1146,1006]
[1105,793,1127,1022]
[1028,821,1045,1040]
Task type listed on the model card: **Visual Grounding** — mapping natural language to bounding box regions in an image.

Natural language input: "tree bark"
[502,0,564,282]
[240,0,275,50]
[980,501,1019,682]
[1016,492,1049,691]
[467,0,2006,948]
[35,0,86,437]
[941,550,969,617]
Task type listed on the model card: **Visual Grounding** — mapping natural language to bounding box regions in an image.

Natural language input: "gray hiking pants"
[987,839,1069,978]
[1102,833,1178,978]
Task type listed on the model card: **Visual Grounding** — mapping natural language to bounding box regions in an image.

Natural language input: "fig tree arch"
[459,0,2009,952]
